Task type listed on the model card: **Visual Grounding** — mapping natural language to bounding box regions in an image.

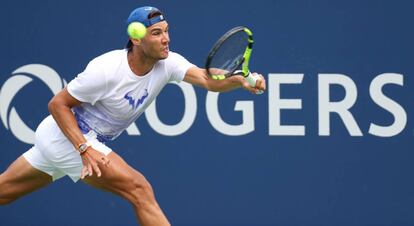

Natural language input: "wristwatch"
[78,142,91,155]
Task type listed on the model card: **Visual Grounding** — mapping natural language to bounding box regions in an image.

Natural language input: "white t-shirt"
[67,49,194,142]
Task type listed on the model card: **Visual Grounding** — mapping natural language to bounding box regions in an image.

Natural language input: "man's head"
[126,6,170,60]
[126,6,165,28]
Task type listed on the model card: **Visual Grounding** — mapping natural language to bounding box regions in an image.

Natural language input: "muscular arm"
[48,88,108,178]
[183,67,243,92]
[47,88,85,149]
[183,66,265,93]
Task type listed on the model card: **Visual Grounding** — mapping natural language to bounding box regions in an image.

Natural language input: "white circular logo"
[0,64,66,144]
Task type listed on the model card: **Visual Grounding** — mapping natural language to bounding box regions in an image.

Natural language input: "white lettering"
[318,74,362,136]
[206,91,254,135]
[369,73,406,137]
[268,74,305,135]
[145,82,197,136]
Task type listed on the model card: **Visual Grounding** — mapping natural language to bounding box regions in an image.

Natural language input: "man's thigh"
[0,156,52,201]
[82,151,148,197]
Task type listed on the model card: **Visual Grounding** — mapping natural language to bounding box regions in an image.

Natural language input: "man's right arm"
[48,88,109,178]
[48,88,86,149]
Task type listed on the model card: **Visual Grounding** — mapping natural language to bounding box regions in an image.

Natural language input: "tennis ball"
[127,22,147,39]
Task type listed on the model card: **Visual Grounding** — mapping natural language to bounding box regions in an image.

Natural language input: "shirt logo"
[124,89,149,110]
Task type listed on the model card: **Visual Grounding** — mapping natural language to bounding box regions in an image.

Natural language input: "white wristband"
[245,72,263,95]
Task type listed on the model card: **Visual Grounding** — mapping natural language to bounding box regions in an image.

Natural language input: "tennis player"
[0,6,265,226]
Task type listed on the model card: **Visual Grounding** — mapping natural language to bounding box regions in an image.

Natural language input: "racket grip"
[245,73,264,95]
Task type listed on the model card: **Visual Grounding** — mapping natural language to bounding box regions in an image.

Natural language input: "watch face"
[78,142,91,154]
[79,144,88,153]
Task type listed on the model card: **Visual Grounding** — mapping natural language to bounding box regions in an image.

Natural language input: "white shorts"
[23,115,112,182]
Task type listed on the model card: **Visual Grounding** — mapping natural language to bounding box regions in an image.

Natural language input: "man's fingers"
[253,73,266,91]
[259,74,266,90]
[256,76,263,89]
[80,148,109,178]
[91,163,102,177]
[244,80,262,94]
[81,167,88,179]
[87,163,93,177]
[243,73,266,94]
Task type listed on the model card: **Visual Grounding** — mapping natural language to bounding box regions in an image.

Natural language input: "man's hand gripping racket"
[205,26,265,94]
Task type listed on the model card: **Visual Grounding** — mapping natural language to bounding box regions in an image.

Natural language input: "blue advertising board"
[1,1,414,225]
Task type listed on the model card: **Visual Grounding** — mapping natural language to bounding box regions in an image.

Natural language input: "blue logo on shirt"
[124,89,149,110]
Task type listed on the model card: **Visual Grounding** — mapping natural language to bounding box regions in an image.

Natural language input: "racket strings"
[209,31,248,76]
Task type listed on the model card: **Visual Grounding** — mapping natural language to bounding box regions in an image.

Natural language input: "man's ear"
[130,38,141,46]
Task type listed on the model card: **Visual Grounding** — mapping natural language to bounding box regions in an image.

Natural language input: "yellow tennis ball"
[127,22,147,39]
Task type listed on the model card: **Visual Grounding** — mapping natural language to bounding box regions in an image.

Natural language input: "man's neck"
[127,48,157,76]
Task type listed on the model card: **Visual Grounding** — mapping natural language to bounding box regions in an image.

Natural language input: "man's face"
[140,21,170,60]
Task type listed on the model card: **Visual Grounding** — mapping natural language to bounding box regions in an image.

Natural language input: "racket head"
[205,26,253,80]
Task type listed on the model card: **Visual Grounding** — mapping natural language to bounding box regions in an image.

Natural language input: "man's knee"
[128,176,156,208]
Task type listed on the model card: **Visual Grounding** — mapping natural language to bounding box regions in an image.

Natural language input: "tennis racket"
[205,26,263,94]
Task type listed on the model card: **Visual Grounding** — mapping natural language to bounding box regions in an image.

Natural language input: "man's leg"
[82,151,170,226]
[0,156,52,205]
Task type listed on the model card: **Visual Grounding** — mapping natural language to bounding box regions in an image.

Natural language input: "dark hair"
[126,10,163,51]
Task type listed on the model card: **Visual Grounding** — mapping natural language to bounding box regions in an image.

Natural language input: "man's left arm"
[183,66,266,93]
